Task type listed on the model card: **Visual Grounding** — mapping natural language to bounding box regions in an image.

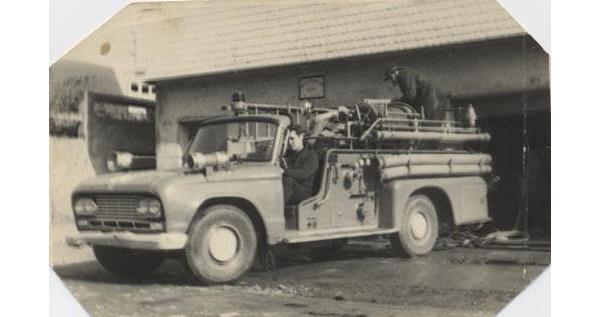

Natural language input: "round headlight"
[147,199,162,216]
[73,198,97,215]
[136,199,149,214]
[136,198,162,217]
[74,202,85,214]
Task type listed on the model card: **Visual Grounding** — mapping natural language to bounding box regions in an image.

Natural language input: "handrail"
[359,118,383,141]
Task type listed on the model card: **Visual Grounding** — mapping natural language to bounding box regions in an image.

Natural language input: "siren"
[231,91,247,114]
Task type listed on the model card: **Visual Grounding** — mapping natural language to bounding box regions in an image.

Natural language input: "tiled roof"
[130,0,524,81]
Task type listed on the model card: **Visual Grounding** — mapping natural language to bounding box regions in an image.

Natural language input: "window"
[188,120,278,162]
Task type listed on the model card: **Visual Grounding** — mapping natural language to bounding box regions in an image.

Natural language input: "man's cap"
[384,64,404,81]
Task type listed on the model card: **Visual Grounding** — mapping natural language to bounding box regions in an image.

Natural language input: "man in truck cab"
[282,124,319,204]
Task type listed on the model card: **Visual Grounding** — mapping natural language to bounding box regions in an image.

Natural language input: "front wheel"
[93,245,164,277]
[391,195,439,258]
[185,204,257,284]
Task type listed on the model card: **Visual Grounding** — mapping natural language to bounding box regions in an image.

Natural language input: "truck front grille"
[74,193,165,233]
[95,194,142,218]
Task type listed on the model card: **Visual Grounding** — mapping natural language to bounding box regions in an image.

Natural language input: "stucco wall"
[50,137,96,222]
[155,38,549,169]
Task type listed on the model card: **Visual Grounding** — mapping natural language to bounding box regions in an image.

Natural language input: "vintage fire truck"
[67,93,492,284]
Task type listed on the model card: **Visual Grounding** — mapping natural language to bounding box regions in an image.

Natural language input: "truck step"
[283,227,398,244]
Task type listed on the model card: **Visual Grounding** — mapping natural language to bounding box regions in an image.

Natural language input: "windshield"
[187,119,279,162]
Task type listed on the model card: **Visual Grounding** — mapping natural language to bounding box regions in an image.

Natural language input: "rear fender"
[382,176,489,228]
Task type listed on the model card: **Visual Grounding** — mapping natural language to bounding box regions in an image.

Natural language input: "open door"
[83,91,156,174]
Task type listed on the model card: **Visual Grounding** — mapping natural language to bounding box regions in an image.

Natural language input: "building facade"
[52,0,551,235]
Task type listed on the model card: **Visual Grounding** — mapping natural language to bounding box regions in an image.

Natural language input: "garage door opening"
[455,90,550,239]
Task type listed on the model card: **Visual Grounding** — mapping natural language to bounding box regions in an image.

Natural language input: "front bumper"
[66,231,188,250]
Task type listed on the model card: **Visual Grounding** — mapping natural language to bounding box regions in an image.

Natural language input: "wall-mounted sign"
[299,75,325,99]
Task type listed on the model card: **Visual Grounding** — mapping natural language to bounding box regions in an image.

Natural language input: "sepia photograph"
[49,1,550,316]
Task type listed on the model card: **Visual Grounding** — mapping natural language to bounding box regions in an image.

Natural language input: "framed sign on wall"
[298,75,325,99]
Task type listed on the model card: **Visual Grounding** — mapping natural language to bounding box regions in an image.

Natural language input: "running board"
[283,227,398,244]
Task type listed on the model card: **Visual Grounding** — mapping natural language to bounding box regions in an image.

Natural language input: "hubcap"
[409,211,428,240]
[208,226,238,262]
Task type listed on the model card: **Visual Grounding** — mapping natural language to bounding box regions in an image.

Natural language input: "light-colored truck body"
[68,99,492,283]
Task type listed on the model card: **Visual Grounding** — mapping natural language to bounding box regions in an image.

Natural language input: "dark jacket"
[284,147,319,193]
[391,67,451,120]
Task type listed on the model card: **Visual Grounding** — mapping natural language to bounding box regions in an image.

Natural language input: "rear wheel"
[391,195,439,258]
[93,245,164,277]
[185,204,257,284]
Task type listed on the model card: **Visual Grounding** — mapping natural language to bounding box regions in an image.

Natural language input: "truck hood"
[73,163,282,194]
[74,169,183,193]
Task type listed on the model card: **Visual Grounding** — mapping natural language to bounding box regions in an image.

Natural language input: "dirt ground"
[51,221,549,317]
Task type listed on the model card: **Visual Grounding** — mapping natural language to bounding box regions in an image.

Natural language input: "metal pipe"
[380,164,492,181]
[375,130,491,144]
[379,117,463,126]
[359,118,383,141]
[410,126,479,133]
[379,123,480,134]
[184,152,230,170]
[244,102,304,113]
[107,151,156,172]
[386,111,421,118]
[376,153,492,169]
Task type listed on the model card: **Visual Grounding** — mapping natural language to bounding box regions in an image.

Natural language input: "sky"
[50,0,128,64]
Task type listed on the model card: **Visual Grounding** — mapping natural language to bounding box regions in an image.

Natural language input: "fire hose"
[437,227,549,251]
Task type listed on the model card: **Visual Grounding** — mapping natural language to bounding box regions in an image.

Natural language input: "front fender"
[158,172,285,244]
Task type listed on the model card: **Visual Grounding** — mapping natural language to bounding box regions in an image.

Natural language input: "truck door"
[84,92,156,175]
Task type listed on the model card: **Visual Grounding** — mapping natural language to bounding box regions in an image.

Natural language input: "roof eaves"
[143,32,526,84]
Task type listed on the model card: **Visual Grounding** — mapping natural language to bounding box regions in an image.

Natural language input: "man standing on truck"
[384,64,453,120]
[282,124,319,204]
